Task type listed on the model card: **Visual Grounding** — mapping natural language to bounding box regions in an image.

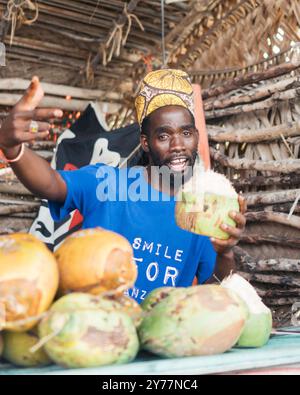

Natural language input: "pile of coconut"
[0,230,140,368]
[0,229,273,369]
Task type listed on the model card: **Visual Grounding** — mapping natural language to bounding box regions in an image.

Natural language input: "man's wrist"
[2,145,22,160]
[218,249,234,259]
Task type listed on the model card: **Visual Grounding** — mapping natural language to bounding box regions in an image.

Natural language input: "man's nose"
[170,134,185,152]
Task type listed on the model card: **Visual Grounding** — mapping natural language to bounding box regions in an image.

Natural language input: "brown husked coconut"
[54,228,137,296]
[0,233,59,332]
[176,170,240,240]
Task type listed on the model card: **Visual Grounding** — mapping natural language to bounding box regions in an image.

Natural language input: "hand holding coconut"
[210,193,247,255]
[176,170,246,252]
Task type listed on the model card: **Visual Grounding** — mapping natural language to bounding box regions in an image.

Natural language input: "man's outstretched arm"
[0,77,66,202]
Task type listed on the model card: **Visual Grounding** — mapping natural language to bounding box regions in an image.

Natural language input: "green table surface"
[1,331,300,375]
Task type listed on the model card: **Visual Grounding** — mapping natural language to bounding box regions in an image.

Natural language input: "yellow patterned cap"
[135,69,194,125]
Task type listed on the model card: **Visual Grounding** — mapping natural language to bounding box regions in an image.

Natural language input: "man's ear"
[140,134,150,153]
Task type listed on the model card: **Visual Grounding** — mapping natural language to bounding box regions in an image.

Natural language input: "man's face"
[140,105,199,178]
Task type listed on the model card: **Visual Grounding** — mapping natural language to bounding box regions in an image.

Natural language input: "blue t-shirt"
[48,164,216,303]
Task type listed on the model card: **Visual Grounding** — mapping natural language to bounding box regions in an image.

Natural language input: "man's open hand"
[0,76,62,150]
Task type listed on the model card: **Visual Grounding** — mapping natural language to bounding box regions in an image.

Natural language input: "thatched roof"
[1,0,300,101]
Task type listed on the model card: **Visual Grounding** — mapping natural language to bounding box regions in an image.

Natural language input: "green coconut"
[221,274,272,348]
[138,285,248,357]
[38,293,139,368]
[2,329,51,367]
[109,294,143,328]
[175,170,240,240]
[46,292,142,328]
[141,287,178,313]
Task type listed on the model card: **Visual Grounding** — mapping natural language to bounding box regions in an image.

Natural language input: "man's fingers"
[220,224,242,239]
[238,194,247,214]
[229,211,246,229]
[20,131,50,142]
[14,76,44,112]
[16,108,63,121]
[210,237,236,250]
[26,120,51,133]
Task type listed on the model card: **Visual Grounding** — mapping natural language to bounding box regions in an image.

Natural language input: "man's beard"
[148,148,198,188]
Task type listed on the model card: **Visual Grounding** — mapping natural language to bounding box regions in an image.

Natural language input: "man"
[0,70,246,303]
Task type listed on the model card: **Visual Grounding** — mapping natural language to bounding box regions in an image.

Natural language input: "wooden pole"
[207,122,300,143]
[0,78,123,101]
[245,211,300,229]
[201,60,300,100]
[245,189,300,206]
[210,147,300,174]
[193,84,210,169]
[241,233,300,248]
[0,94,121,113]
[238,271,300,287]
[233,174,300,189]
[204,75,300,111]
[205,88,300,119]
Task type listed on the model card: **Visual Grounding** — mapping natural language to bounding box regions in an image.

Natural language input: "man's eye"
[183,130,192,136]
[158,134,168,141]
